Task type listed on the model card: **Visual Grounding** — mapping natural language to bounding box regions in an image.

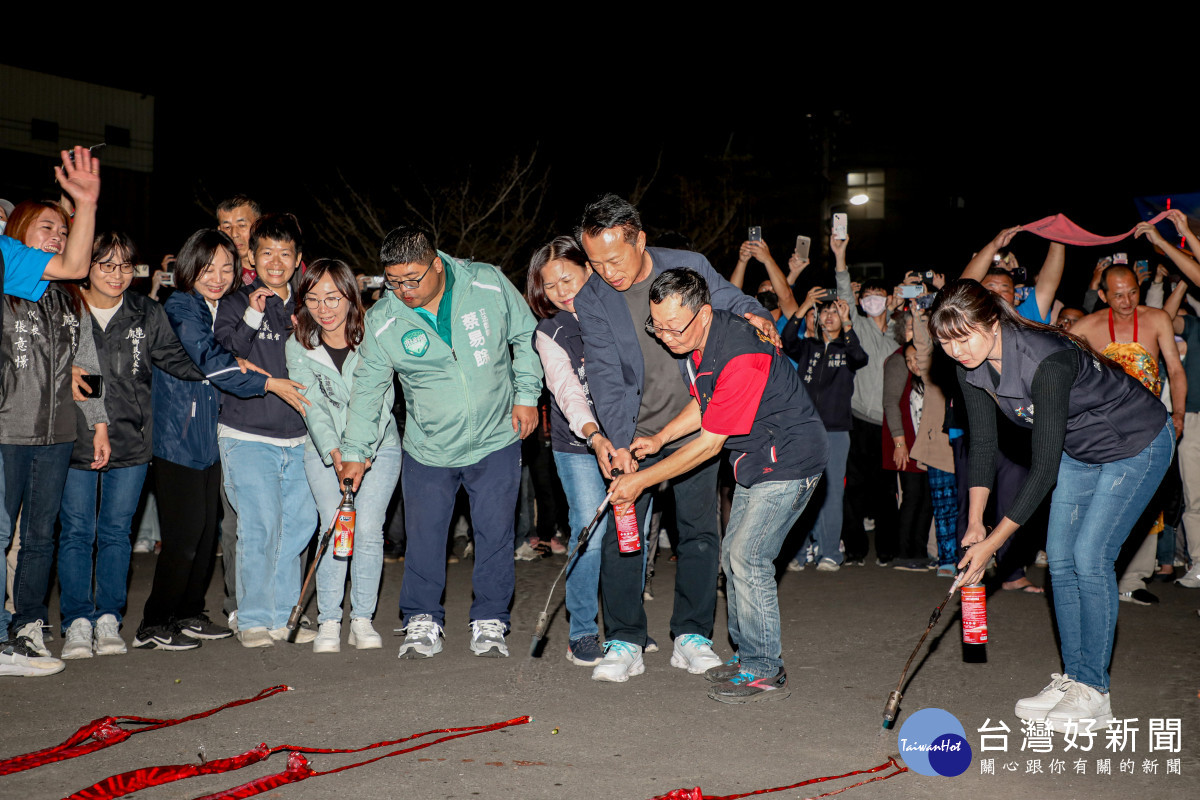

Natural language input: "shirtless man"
[1070,262,1186,606]
[1069,264,1186,429]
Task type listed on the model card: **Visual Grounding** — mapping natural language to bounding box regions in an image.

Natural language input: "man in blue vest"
[608,269,828,703]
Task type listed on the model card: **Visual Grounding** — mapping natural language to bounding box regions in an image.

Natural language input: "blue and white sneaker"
[708,668,791,704]
[566,634,604,666]
[704,653,742,683]
[670,633,722,674]
[591,640,644,682]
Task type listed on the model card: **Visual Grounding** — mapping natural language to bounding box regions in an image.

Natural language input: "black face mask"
[756,291,779,312]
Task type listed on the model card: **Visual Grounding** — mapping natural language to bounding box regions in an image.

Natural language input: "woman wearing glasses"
[57,232,208,659]
[286,259,401,653]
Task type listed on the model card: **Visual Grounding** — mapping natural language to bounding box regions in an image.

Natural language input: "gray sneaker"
[398,614,444,659]
[469,619,509,657]
[704,654,742,683]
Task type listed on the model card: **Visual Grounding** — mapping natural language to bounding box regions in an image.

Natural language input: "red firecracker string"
[65,716,532,800]
[649,757,908,800]
[0,685,291,776]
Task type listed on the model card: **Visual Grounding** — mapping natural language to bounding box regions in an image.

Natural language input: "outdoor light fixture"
[849,193,870,206]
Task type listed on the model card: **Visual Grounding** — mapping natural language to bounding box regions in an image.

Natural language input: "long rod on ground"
[286,503,342,633]
[529,469,621,657]
[881,572,964,728]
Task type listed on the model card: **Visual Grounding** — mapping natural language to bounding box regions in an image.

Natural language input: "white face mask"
[0,220,6,236]
[860,295,887,317]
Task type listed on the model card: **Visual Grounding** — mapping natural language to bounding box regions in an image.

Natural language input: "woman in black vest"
[930,279,1173,733]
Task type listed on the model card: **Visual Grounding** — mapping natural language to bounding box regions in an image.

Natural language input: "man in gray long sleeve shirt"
[832,234,899,564]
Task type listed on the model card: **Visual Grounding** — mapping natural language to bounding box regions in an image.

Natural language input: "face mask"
[860,295,887,317]
[756,291,779,312]
[0,220,6,235]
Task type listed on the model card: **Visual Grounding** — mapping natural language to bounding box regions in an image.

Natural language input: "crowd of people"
[2,148,1198,718]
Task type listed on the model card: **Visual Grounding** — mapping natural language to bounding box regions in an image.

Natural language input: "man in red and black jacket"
[609,269,828,705]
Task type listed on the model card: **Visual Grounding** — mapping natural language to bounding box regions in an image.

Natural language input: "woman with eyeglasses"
[286,259,401,653]
[0,201,108,661]
[56,232,207,659]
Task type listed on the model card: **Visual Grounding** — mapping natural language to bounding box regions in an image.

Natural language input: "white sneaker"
[786,559,804,572]
[270,625,317,644]
[815,558,841,572]
[61,619,94,660]
[1034,550,1049,568]
[591,640,645,682]
[348,618,383,650]
[398,614,444,658]
[132,539,154,554]
[1175,568,1200,589]
[93,614,127,656]
[312,621,340,653]
[15,621,50,657]
[670,633,723,674]
[1045,681,1114,733]
[469,619,509,657]
[1014,673,1073,722]
[227,610,239,634]
[238,627,275,648]
[0,638,65,676]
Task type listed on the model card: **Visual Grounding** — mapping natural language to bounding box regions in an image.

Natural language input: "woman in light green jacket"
[286,259,401,654]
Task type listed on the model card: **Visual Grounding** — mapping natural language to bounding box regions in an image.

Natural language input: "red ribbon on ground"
[1020,211,1172,246]
[0,685,290,776]
[649,756,908,800]
[65,716,532,800]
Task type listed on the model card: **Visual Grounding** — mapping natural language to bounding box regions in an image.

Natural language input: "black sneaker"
[177,614,234,640]
[704,654,742,683]
[133,624,202,651]
[707,668,791,704]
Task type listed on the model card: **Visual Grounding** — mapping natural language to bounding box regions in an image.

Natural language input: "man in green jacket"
[339,225,542,659]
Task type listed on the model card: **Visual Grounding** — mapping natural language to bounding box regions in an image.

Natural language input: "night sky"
[5,56,1196,302]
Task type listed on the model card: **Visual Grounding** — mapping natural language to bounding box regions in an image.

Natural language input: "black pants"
[896,470,933,559]
[600,450,720,645]
[141,458,221,628]
[842,417,898,561]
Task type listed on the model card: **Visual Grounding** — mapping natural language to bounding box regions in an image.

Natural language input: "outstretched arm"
[961,227,1022,281]
[1033,243,1065,320]
[42,147,101,281]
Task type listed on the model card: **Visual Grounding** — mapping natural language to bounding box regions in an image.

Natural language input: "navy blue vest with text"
[961,324,1166,464]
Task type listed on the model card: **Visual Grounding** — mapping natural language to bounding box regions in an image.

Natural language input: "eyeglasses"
[383,258,436,291]
[303,295,345,310]
[96,260,134,274]
[644,311,699,339]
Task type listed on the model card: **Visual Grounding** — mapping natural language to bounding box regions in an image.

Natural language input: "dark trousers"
[142,458,222,627]
[600,450,719,646]
[896,470,933,559]
[842,418,897,561]
[399,442,520,626]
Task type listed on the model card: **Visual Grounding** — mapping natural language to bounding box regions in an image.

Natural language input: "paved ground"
[1,549,1197,799]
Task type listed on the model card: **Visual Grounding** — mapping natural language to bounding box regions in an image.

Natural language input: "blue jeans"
[2,442,73,635]
[58,464,149,627]
[400,442,520,626]
[219,438,317,630]
[552,450,606,641]
[809,431,849,565]
[1046,421,1174,692]
[723,474,821,677]
[306,445,401,623]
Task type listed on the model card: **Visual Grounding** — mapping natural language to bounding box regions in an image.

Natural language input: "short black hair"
[380,224,437,269]
[248,212,304,254]
[983,266,1014,282]
[649,268,710,312]
[175,228,241,298]
[216,194,262,217]
[91,230,140,267]
[860,278,890,296]
[578,193,642,244]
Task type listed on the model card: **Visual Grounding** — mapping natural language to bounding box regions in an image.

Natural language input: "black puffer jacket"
[70,292,204,470]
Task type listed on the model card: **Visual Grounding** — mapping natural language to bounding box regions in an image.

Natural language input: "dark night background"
[3,56,1195,304]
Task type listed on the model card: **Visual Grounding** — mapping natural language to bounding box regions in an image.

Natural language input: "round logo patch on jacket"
[401,329,429,357]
